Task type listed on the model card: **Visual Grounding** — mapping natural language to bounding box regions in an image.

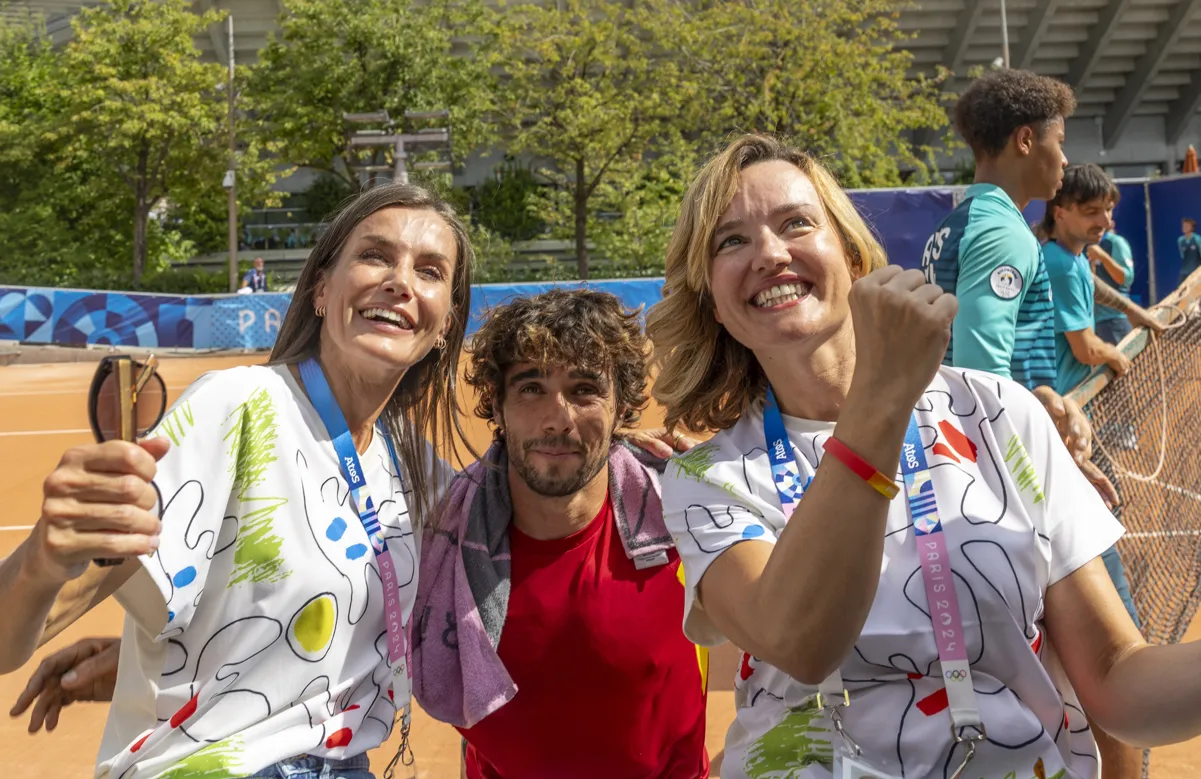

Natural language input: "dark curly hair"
[466,288,649,434]
[954,69,1076,158]
[1040,162,1114,236]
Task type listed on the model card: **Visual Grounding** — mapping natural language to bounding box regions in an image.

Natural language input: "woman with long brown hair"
[0,183,472,779]
[649,135,1201,779]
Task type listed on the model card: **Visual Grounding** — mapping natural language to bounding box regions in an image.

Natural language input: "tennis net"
[1067,268,1201,777]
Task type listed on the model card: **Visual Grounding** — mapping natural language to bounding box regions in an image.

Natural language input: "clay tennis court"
[0,352,1197,777]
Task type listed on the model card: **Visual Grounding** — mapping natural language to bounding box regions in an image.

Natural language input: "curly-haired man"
[411,288,710,779]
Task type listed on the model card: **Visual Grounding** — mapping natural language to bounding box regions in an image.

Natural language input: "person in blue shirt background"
[1041,163,1132,396]
[1091,205,1137,346]
[1179,217,1201,284]
[923,69,1069,392]
[1041,163,1142,637]
[241,256,268,293]
[922,70,1118,494]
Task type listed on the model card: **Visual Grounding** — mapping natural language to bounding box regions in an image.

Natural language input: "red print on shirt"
[932,420,978,463]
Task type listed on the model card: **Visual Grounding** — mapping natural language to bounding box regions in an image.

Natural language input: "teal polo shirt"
[1094,231,1133,323]
[923,183,1057,391]
[1043,240,1096,393]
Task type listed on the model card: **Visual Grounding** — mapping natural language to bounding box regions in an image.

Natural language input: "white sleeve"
[661,439,784,647]
[132,370,242,638]
[1005,385,1125,584]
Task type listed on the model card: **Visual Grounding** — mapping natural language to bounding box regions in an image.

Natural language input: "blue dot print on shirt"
[326,518,347,542]
[172,566,197,587]
[346,544,368,560]
[742,525,766,539]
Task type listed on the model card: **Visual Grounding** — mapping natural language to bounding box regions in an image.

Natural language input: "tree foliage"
[0,0,280,289]
[674,0,950,188]
[492,0,705,279]
[55,0,278,285]
[247,0,497,186]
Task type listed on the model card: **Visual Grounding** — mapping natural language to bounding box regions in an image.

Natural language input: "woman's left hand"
[624,427,700,459]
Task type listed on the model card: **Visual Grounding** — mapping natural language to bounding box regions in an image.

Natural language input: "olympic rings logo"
[944,669,968,681]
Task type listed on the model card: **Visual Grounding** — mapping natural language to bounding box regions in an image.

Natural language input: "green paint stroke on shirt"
[672,442,720,482]
[158,400,195,447]
[224,388,290,585]
[1003,434,1046,505]
[670,442,744,502]
[744,701,835,778]
[159,736,245,779]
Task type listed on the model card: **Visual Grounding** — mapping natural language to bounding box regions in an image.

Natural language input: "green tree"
[248,0,496,187]
[492,0,703,279]
[50,0,280,286]
[0,11,124,286]
[683,0,950,187]
[471,159,545,243]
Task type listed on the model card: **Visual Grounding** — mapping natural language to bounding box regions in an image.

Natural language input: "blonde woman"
[0,183,470,779]
[647,135,1201,779]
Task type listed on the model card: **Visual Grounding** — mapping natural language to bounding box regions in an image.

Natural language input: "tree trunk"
[132,146,150,288]
[574,156,589,280]
[132,197,149,288]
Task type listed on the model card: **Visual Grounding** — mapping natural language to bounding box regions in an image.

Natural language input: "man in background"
[1091,205,1137,346]
[240,256,268,293]
[1042,163,1133,395]
[1179,217,1201,285]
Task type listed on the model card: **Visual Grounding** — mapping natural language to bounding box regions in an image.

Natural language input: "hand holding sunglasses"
[32,356,170,584]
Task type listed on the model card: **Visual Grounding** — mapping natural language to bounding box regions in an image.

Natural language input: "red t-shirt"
[458,494,709,779]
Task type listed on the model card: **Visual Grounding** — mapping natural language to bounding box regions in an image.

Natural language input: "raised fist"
[848,266,958,411]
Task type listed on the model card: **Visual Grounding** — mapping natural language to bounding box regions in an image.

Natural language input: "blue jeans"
[1101,545,1141,628]
[247,753,374,779]
[1095,317,1132,346]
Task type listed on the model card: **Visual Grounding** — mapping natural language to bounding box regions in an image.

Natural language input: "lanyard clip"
[948,725,988,779]
[815,689,860,756]
[383,706,414,779]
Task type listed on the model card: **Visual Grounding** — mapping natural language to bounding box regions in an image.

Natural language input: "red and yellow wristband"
[821,436,900,500]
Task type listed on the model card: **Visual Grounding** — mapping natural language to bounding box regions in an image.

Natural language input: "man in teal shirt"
[924,70,1070,389]
[1041,164,1132,395]
[1179,217,1201,284]
[1092,210,1137,345]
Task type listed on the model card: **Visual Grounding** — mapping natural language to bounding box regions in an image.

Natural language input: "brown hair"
[646,134,888,433]
[955,69,1076,159]
[465,288,649,436]
[270,183,474,531]
[1040,162,1113,238]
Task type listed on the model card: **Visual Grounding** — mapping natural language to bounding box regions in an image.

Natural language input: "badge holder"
[819,690,903,779]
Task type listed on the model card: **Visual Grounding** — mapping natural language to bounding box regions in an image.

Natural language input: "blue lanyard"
[298,358,411,677]
[298,358,402,550]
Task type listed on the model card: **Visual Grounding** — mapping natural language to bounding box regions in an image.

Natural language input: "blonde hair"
[646,134,889,433]
[270,183,474,533]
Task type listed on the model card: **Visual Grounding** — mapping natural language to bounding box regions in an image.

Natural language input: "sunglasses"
[87,355,168,566]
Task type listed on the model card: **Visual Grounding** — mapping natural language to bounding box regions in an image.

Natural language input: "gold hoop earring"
[315,305,326,318]
[434,335,447,350]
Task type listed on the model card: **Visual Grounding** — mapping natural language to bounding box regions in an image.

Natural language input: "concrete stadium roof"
[901,0,1201,148]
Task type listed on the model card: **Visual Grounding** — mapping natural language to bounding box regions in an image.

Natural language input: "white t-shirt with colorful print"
[95,364,423,779]
[663,367,1123,779]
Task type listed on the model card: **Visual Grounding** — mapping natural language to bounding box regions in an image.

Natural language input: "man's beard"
[507,433,609,497]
